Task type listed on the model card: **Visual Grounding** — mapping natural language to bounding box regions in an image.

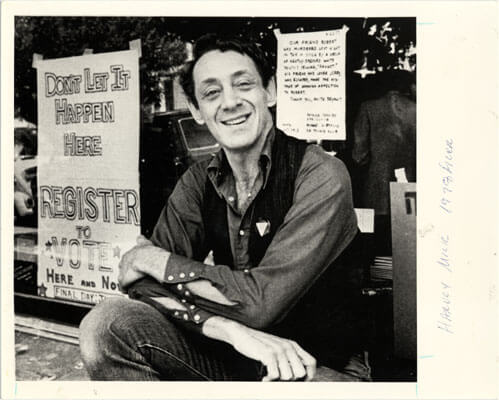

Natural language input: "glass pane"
[178,117,217,150]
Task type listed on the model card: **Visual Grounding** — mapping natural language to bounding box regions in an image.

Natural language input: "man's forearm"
[136,246,235,306]
[202,315,318,381]
[202,315,239,344]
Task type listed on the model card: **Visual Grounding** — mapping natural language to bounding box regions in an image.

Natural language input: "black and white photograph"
[1,1,497,399]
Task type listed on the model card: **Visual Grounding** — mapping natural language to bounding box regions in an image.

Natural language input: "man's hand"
[118,236,170,292]
[203,316,316,381]
[230,325,317,381]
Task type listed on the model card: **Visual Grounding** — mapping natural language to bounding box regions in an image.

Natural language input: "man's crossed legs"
[79,296,371,381]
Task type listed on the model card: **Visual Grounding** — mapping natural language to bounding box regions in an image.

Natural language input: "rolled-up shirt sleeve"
[151,147,358,329]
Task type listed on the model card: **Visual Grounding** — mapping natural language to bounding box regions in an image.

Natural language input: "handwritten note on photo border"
[1,2,497,400]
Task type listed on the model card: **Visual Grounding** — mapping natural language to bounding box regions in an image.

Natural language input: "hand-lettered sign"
[276,27,348,141]
[35,49,141,304]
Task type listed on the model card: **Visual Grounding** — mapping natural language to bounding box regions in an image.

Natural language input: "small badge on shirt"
[256,219,271,237]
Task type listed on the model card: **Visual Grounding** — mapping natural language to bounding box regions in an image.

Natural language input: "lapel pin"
[256,219,271,237]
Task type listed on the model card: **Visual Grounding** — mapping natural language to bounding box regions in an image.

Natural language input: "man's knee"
[79,297,132,370]
[79,295,196,380]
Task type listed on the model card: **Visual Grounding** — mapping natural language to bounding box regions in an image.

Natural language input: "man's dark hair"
[179,33,275,107]
[381,69,416,99]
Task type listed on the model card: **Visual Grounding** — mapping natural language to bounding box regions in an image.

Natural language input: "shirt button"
[239,230,245,236]
[190,305,195,310]
[189,272,195,278]
[177,284,183,290]
[185,291,190,296]
[228,196,235,202]
[194,314,201,322]
[167,275,174,281]
[179,273,185,278]
[243,269,250,274]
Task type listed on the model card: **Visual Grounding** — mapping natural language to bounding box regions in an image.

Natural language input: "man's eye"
[203,89,220,99]
[236,80,253,89]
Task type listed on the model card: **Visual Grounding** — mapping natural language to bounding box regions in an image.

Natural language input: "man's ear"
[265,76,277,108]
[187,101,205,125]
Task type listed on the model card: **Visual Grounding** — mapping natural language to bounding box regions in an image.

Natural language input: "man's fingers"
[117,259,127,292]
[290,341,317,381]
[261,356,280,382]
[117,271,129,293]
[275,350,294,381]
[303,362,316,381]
[284,346,307,380]
[152,296,188,311]
[136,235,152,246]
[227,327,315,382]
[258,337,305,381]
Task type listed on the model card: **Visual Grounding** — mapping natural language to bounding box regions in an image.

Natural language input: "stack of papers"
[370,256,393,281]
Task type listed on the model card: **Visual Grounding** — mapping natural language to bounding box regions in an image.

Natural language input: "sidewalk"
[14,313,415,382]
[15,315,89,381]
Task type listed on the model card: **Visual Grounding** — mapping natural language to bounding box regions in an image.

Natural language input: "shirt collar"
[207,126,275,188]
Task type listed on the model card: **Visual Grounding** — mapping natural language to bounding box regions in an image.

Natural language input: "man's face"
[188,50,275,153]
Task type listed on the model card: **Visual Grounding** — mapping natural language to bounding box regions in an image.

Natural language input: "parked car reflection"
[141,110,219,236]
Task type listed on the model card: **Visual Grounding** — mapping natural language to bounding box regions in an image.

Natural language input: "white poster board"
[276,27,348,141]
[35,49,141,305]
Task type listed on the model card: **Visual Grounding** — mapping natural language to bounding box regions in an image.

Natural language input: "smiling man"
[79,33,370,382]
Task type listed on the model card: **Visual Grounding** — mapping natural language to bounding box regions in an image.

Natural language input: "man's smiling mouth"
[221,113,250,126]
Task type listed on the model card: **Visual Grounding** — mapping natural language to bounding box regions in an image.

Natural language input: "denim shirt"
[149,127,358,331]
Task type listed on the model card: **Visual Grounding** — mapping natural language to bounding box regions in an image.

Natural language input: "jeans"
[79,297,371,381]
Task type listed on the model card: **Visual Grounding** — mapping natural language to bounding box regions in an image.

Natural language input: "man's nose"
[221,87,242,110]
